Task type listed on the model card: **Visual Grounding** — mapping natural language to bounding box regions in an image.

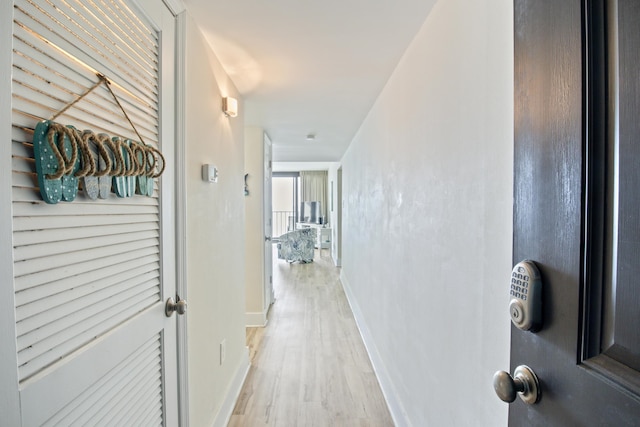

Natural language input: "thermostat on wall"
[202,164,218,183]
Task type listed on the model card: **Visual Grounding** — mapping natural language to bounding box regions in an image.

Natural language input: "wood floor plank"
[229,251,394,426]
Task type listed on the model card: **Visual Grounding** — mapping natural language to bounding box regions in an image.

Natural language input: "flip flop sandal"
[33,120,63,204]
[126,140,136,197]
[80,131,100,200]
[60,126,80,202]
[111,137,126,198]
[146,145,165,197]
[145,145,156,196]
[133,142,147,195]
[97,134,113,199]
[113,138,134,197]
[98,155,111,199]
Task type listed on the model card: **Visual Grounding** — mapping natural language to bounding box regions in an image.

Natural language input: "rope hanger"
[33,72,167,203]
[50,73,148,147]
[43,72,165,181]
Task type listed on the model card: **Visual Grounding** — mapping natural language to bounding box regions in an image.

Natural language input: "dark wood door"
[512,0,640,424]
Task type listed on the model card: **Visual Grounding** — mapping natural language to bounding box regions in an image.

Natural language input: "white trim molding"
[245,310,269,328]
[174,10,189,427]
[0,1,21,424]
[162,0,185,15]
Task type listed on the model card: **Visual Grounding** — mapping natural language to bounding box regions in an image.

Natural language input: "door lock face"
[510,260,542,332]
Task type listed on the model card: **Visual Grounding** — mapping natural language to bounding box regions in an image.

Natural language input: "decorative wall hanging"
[32,74,165,204]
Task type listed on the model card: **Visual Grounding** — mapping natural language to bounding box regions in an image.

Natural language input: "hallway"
[228,252,393,426]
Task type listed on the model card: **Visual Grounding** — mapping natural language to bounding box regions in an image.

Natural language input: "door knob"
[493,365,540,404]
[165,297,187,317]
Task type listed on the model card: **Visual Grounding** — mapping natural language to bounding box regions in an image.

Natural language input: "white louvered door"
[7,0,178,425]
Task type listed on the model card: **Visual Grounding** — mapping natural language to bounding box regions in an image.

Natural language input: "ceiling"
[182,0,437,162]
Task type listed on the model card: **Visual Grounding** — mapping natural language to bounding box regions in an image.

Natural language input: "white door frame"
[0,2,21,424]
[263,133,274,309]
[172,6,190,427]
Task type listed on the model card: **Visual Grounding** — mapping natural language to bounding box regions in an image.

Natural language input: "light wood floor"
[228,250,394,427]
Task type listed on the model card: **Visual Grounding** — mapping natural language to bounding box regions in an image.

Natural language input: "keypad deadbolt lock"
[509,260,542,332]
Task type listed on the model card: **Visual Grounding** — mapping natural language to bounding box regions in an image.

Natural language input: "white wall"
[184,15,248,427]
[340,0,513,425]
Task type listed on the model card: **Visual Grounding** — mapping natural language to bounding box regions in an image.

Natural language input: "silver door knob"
[165,297,187,317]
[493,365,540,404]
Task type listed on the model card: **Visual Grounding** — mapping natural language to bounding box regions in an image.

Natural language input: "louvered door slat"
[13,222,158,246]
[40,336,162,426]
[11,81,159,141]
[12,162,34,180]
[78,0,158,67]
[13,229,159,261]
[44,0,158,81]
[90,0,158,54]
[12,36,87,92]
[13,1,159,107]
[16,270,160,338]
[13,28,160,123]
[90,356,160,425]
[42,338,158,425]
[102,359,162,426]
[17,283,159,359]
[124,392,163,427]
[14,237,159,276]
[18,290,160,380]
[15,249,159,293]
[16,263,159,319]
[13,214,159,231]
[13,201,158,215]
[12,80,159,139]
[15,257,159,312]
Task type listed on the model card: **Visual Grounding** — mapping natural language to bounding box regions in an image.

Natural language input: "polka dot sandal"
[33,121,63,204]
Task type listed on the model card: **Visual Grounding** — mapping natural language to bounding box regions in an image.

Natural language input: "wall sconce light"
[202,164,219,183]
[222,96,238,118]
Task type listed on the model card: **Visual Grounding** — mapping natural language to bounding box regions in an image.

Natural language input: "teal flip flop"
[134,142,147,196]
[145,144,155,197]
[126,141,136,197]
[113,138,134,198]
[33,120,63,204]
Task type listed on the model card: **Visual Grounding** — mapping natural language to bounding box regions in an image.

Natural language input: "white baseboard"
[245,310,268,327]
[211,347,250,427]
[340,271,408,427]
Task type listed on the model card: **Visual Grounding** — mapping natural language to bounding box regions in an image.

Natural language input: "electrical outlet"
[220,339,226,365]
